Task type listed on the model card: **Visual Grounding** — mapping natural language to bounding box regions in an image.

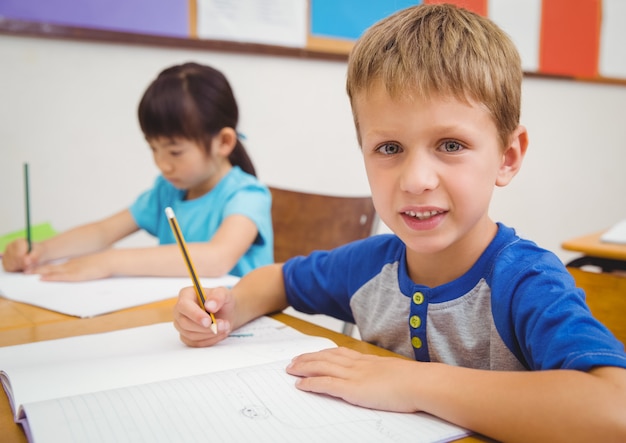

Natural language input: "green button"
[412,292,424,305]
[411,336,423,349]
[410,315,421,329]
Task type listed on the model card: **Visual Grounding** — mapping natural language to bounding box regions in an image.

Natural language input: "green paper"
[0,222,57,253]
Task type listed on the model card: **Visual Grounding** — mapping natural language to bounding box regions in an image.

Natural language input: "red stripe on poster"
[424,0,488,16]
[539,0,601,78]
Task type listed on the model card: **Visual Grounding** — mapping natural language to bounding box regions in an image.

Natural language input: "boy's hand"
[286,347,420,413]
[2,239,42,272]
[174,286,234,347]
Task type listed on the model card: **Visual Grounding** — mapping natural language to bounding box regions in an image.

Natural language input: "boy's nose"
[400,151,439,194]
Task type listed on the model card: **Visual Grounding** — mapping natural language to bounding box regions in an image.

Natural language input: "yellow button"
[410,315,421,329]
[411,336,422,349]
[412,292,424,304]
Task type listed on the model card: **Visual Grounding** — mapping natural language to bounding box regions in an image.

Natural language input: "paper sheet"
[0,317,335,420]
[600,219,626,245]
[23,361,469,443]
[0,268,238,317]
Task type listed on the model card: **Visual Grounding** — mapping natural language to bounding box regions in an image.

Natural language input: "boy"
[174,4,626,442]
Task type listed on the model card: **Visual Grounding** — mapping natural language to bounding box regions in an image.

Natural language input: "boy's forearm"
[232,264,289,330]
[415,363,626,442]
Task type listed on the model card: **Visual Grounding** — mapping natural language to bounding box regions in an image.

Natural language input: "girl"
[2,62,273,280]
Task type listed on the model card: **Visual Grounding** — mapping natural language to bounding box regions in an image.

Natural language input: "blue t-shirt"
[283,223,626,372]
[129,166,273,277]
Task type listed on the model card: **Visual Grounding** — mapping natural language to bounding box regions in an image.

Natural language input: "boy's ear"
[496,125,528,187]
[213,127,238,157]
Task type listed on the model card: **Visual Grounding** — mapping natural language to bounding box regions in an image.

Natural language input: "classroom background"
[1,0,625,270]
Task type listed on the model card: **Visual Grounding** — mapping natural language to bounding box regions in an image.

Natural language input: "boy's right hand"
[1,239,41,272]
[173,286,234,347]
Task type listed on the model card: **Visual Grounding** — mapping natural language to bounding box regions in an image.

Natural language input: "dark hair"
[138,62,256,176]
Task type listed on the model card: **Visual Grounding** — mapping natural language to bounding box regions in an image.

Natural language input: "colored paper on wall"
[539,0,601,78]
[424,0,487,16]
[0,0,189,38]
[310,0,421,41]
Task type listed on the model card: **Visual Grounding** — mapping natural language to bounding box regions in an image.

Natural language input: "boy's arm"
[174,264,289,347]
[288,348,626,442]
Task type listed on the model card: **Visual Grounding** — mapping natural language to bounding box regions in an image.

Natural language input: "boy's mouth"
[403,210,445,220]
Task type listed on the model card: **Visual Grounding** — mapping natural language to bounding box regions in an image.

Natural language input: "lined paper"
[24,360,469,443]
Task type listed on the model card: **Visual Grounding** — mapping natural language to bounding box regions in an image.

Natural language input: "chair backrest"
[269,187,378,263]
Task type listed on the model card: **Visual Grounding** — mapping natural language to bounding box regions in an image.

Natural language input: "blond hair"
[346,4,522,148]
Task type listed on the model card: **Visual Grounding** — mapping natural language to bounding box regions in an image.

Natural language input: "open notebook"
[0,317,470,443]
[0,266,239,317]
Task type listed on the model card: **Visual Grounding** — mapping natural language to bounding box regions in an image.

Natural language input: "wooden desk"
[568,267,626,345]
[562,230,626,272]
[0,298,486,443]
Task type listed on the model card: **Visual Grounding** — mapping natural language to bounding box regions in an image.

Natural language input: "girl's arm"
[287,348,626,443]
[36,213,258,281]
[1,209,138,273]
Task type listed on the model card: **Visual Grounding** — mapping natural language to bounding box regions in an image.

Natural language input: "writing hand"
[2,239,42,272]
[174,286,233,347]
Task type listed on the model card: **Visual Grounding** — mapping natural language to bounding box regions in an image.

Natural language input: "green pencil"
[24,163,32,253]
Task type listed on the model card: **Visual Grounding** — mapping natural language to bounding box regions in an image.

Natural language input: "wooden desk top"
[562,230,626,261]
[0,298,486,443]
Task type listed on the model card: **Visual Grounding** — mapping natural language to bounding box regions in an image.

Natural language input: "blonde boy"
[174,5,626,441]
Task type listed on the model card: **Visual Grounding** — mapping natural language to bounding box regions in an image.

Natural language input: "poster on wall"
[196,0,307,48]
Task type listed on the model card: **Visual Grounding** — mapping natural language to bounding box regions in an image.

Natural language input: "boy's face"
[354,82,525,279]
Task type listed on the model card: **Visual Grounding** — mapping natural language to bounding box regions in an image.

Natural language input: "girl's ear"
[496,125,528,187]
[213,127,238,157]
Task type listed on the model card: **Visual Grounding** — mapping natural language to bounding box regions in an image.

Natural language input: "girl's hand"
[286,347,421,413]
[2,239,42,272]
[35,252,113,281]
[173,286,234,347]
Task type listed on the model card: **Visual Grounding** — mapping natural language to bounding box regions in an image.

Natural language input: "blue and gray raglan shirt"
[283,223,626,371]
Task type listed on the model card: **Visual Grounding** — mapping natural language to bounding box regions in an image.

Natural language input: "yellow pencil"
[165,207,218,334]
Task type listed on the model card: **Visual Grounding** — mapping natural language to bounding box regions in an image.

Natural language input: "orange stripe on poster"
[424,0,488,16]
[539,0,601,78]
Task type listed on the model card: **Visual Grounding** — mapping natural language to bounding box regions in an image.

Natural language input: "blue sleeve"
[493,252,626,371]
[128,176,168,237]
[282,235,402,323]
[222,184,272,248]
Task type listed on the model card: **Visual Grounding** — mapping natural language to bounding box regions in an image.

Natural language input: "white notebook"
[601,219,626,244]
[0,267,238,317]
[0,318,470,443]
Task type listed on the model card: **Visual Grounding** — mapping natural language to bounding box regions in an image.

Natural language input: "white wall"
[2,34,625,264]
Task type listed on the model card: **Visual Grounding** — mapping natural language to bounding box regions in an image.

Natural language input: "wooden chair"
[568,267,626,345]
[269,187,378,335]
[270,187,378,263]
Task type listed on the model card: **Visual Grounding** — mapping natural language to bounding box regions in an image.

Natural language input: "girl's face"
[148,136,230,200]
[354,82,526,285]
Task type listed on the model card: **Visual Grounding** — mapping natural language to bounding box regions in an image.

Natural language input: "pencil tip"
[210,323,218,335]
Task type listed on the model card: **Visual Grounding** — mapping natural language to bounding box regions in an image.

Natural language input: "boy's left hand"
[286,347,420,413]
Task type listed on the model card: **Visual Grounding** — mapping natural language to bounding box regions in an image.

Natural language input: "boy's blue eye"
[441,141,463,152]
[376,143,402,155]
